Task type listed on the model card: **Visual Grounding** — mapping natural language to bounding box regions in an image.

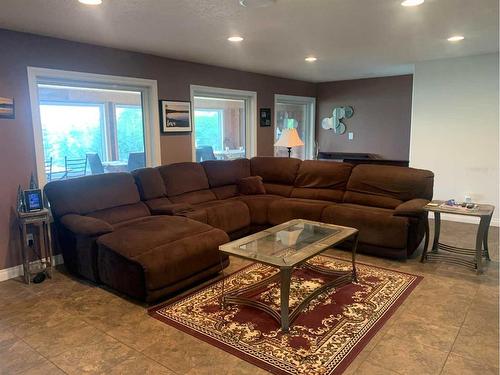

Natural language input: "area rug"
[149,256,422,375]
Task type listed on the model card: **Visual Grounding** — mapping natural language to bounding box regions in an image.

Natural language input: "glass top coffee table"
[219,219,359,332]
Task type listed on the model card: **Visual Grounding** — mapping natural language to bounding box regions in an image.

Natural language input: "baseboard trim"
[0,254,64,282]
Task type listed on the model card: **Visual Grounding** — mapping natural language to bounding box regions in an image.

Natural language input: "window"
[28,68,161,185]
[194,109,224,152]
[274,94,316,160]
[191,86,257,162]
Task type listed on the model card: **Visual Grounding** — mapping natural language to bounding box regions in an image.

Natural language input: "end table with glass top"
[219,219,359,332]
[422,200,495,274]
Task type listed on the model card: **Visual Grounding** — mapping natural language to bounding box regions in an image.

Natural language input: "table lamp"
[274,120,304,158]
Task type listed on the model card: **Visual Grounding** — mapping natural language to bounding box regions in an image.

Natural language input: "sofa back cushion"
[158,162,216,203]
[44,173,142,219]
[250,157,301,184]
[132,167,167,200]
[345,164,434,209]
[250,157,300,197]
[291,160,352,202]
[86,202,150,225]
[202,159,251,199]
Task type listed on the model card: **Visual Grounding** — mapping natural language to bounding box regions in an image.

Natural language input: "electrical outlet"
[26,233,34,247]
[348,132,354,141]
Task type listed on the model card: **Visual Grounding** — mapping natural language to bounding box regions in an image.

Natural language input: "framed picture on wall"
[159,100,192,133]
[0,97,15,119]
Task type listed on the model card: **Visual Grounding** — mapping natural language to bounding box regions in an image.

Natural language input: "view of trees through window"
[41,104,104,169]
[116,105,144,161]
[194,110,223,151]
[38,84,146,180]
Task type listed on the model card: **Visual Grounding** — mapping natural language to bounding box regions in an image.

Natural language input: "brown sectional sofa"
[45,157,433,302]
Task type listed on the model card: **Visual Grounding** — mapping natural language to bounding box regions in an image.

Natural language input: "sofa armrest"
[149,203,193,215]
[394,199,430,217]
[60,214,114,236]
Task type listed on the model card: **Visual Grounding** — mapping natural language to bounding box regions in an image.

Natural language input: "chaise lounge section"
[45,156,433,302]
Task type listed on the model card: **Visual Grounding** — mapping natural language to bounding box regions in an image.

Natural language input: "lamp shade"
[274,128,304,147]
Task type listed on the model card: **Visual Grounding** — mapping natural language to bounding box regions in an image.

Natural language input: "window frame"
[190,85,257,161]
[27,67,161,187]
[274,94,316,160]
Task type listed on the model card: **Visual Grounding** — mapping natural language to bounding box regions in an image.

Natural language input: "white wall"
[410,53,499,225]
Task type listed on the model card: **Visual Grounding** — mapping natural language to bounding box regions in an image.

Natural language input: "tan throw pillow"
[238,176,266,195]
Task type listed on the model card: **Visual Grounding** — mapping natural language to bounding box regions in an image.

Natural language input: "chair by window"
[44,157,53,182]
[127,152,145,172]
[196,146,216,162]
[86,153,104,175]
[65,157,87,179]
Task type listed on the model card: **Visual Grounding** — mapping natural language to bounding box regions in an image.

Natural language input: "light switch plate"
[348,132,354,140]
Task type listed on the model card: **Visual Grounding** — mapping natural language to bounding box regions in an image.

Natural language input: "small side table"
[18,209,54,284]
[421,201,495,274]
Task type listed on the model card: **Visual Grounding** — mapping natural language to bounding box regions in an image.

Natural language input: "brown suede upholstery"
[97,216,229,301]
[322,204,409,250]
[131,168,166,200]
[46,157,433,303]
[238,176,266,195]
[345,164,434,209]
[268,198,333,225]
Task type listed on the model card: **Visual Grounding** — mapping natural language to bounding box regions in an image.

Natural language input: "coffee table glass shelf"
[219,219,359,332]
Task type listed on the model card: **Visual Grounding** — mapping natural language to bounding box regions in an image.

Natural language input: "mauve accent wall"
[316,75,413,160]
[0,28,316,270]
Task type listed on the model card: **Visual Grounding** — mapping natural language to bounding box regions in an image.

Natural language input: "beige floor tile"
[385,312,460,351]
[366,334,449,375]
[441,353,499,375]
[451,325,499,368]
[23,319,101,358]
[48,333,137,374]
[354,360,400,375]
[0,339,48,374]
[108,354,175,374]
[19,359,66,375]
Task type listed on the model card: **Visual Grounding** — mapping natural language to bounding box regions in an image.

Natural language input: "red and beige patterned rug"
[149,256,422,375]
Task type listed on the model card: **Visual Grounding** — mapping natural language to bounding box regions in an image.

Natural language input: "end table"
[421,201,495,274]
[17,209,54,284]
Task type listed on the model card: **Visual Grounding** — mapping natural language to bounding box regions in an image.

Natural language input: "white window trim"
[190,85,257,161]
[274,94,316,160]
[27,67,161,187]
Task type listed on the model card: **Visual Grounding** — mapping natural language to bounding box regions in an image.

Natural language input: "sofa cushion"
[238,176,266,195]
[192,200,251,233]
[86,202,150,224]
[263,183,293,197]
[294,160,353,189]
[97,215,229,293]
[290,188,344,202]
[202,159,251,187]
[60,214,113,236]
[132,168,167,200]
[158,162,213,197]
[233,194,284,225]
[321,204,409,249]
[345,164,434,209]
[250,157,301,185]
[211,185,239,200]
[168,190,217,204]
[44,173,140,219]
[268,198,333,225]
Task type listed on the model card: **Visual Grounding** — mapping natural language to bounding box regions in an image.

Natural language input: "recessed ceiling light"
[228,36,244,42]
[305,57,317,62]
[78,0,102,4]
[401,0,424,6]
[447,35,465,42]
[239,0,276,8]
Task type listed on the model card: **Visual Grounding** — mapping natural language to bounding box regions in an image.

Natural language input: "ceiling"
[0,0,498,82]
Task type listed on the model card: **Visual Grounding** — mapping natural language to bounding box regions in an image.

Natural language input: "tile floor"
[0,220,498,374]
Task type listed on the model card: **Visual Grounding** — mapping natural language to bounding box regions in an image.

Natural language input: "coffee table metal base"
[221,244,357,332]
